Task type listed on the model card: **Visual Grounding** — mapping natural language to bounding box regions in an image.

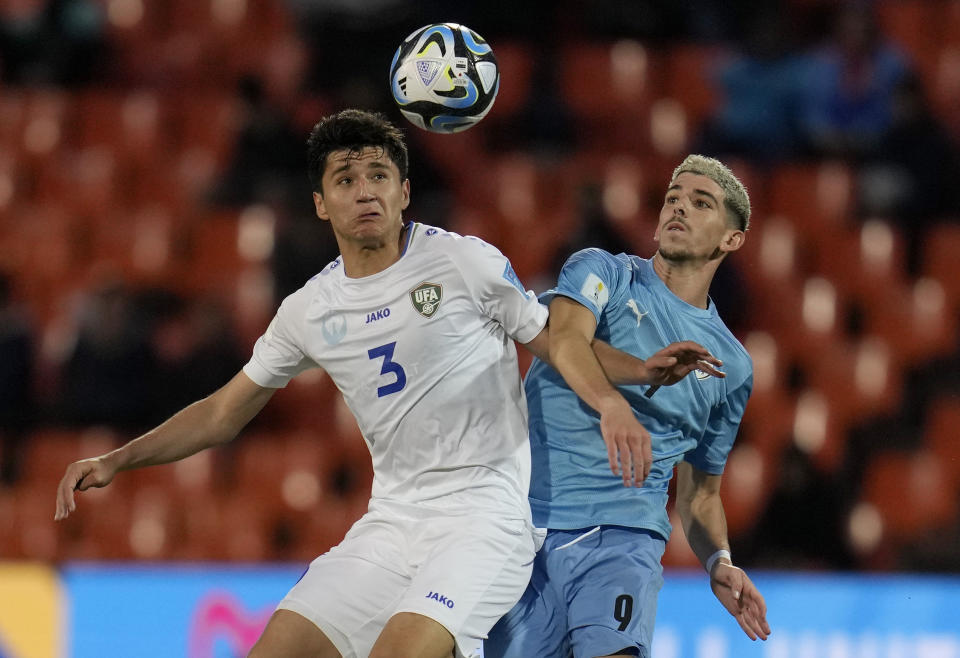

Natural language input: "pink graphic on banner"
[188,592,274,657]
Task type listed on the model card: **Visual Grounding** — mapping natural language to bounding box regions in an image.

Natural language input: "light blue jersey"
[525,248,752,539]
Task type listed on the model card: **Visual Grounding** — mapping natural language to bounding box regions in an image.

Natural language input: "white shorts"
[277,498,543,658]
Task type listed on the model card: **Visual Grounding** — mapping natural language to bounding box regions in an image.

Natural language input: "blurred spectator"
[52,275,154,430]
[0,0,107,86]
[694,6,811,162]
[858,73,960,273]
[0,271,34,483]
[799,3,910,159]
[736,444,855,570]
[146,292,246,425]
[209,75,308,210]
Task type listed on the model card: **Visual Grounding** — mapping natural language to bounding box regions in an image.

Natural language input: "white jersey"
[243,222,549,518]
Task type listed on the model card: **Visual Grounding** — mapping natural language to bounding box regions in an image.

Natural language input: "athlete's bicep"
[548,296,598,342]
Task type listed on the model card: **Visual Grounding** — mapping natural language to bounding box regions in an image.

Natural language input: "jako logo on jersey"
[365,308,391,324]
[320,315,347,345]
[410,282,443,318]
[695,369,712,380]
[580,273,609,309]
[425,591,455,608]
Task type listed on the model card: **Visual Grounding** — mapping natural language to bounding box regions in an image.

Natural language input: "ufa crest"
[410,281,443,318]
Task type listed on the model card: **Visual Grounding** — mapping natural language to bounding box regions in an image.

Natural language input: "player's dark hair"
[307,109,409,195]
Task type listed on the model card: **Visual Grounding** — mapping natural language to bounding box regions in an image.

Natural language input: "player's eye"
[666,195,678,203]
[696,199,710,208]
[337,177,352,185]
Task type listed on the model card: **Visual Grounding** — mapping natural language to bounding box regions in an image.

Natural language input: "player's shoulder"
[412,222,502,256]
[279,256,343,310]
[564,247,631,269]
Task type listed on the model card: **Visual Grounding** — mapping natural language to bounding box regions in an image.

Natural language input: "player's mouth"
[665,220,687,232]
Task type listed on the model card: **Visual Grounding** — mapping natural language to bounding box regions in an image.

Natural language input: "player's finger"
[642,430,652,482]
[743,608,770,640]
[696,361,726,378]
[736,613,761,641]
[631,441,644,488]
[620,438,633,487]
[55,467,81,520]
[606,439,620,478]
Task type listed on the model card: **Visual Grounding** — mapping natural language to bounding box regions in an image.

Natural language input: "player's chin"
[657,245,698,262]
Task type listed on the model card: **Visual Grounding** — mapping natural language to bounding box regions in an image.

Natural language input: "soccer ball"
[389,23,499,133]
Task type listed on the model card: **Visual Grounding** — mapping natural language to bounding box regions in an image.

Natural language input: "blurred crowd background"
[0,0,959,574]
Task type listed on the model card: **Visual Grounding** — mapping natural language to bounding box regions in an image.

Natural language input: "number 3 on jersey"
[368,341,407,397]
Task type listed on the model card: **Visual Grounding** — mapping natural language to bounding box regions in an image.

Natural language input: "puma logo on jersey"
[626,299,649,325]
[365,308,391,324]
[425,591,455,608]
[410,282,443,318]
[695,369,712,380]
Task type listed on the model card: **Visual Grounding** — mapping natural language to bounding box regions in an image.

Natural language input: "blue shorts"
[485,525,666,658]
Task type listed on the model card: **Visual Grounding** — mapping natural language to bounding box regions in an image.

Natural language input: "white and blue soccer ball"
[390,23,499,133]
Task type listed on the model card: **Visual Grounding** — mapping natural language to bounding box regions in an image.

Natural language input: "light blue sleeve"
[540,248,625,324]
[684,373,752,474]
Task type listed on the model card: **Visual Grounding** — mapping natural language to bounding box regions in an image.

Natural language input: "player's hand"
[599,400,652,487]
[54,456,118,521]
[644,341,724,387]
[710,563,771,641]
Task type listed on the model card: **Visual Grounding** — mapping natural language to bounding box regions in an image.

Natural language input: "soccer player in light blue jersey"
[487,155,771,658]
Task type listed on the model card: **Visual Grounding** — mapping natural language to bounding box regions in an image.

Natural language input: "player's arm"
[676,461,770,641]
[541,296,652,486]
[55,371,276,520]
[522,306,724,387]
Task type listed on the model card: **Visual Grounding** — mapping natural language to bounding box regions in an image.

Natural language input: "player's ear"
[313,191,330,221]
[720,228,745,254]
[401,179,410,210]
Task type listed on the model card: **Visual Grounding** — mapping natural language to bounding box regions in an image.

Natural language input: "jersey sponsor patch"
[502,261,529,296]
[410,281,443,318]
[580,273,609,310]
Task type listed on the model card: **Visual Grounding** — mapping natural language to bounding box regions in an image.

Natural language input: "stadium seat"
[865,278,957,365]
[660,44,725,130]
[486,41,535,117]
[925,394,960,488]
[859,449,957,541]
[767,162,854,236]
[921,221,960,306]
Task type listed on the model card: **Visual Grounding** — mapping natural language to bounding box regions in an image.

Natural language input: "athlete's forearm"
[550,327,631,415]
[591,339,652,386]
[676,463,732,570]
[105,372,274,473]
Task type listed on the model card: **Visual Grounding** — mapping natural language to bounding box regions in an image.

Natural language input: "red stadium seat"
[860,449,957,541]
[922,221,960,307]
[925,395,960,488]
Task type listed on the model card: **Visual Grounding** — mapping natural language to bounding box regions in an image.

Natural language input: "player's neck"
[339,223,408,278]
[651,251,716,310]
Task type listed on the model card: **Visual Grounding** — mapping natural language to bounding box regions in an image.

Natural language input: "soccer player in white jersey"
[487,155,772,658]
[54,110,720,658]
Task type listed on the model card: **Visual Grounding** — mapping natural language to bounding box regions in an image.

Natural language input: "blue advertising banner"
[62,563,304,658]
[59,565,960,658]
[653,571,960,658]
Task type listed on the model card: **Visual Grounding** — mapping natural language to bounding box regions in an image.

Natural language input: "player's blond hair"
[671,155,751,231]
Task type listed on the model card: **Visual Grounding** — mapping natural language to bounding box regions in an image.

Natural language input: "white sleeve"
[242,296,317,388]
[450,236,548,343]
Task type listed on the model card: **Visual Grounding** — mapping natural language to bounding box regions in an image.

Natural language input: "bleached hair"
[671,154,751,231]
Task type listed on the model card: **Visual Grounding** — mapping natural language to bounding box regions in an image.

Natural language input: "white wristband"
[705,549,731,574]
